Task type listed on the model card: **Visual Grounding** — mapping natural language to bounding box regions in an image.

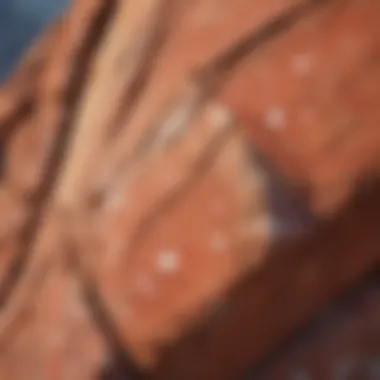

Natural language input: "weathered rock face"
[0,0,380,379]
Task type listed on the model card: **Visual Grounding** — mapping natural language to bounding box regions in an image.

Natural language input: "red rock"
[0,0,380,379]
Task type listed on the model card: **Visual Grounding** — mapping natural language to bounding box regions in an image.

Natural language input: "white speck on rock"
[160,106,188,142]
[265,108,286,131]
[155,84,200,147]
[156,249,181,274]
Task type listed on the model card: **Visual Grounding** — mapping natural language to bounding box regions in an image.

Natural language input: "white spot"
[160,106,189,141]
[292,53,312,76]
[208,104,232,130]
[155,84,199,146]
[210,232,228,253]
[265,108,286,131]
[156,249,181,274]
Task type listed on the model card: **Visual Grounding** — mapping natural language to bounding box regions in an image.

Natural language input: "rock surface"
[0,0,379,379]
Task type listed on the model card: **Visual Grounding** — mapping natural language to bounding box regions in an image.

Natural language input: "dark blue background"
[0,0,70,83]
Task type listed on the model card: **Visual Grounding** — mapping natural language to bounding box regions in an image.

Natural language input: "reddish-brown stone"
[0,0,380,379]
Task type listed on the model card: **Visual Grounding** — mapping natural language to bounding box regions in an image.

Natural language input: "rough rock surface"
[0,0,379,379]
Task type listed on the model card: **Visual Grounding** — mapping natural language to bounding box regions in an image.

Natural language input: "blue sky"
[0,0,69,82]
